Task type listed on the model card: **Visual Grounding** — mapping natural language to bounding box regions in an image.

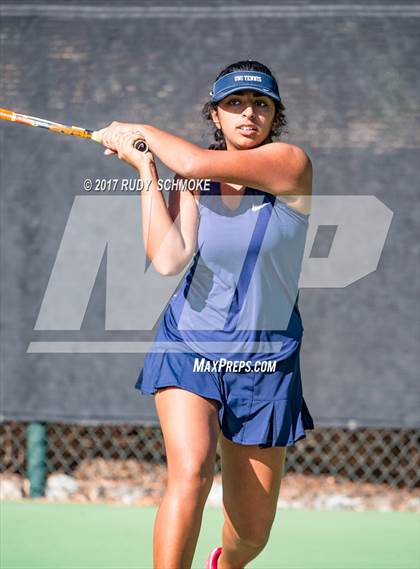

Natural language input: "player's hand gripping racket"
[0,108,149,153]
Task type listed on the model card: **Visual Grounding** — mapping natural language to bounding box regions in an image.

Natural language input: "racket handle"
[133,139,149,153]
[91,131,149,153]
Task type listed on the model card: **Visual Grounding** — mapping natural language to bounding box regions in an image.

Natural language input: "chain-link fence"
[1,422,418,489]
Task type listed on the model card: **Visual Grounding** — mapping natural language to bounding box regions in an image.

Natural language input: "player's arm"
[166,174,199,273]
[137,158,198,276]
[145,128,312,197]
[182,141,312,197]
[99,123,312,197]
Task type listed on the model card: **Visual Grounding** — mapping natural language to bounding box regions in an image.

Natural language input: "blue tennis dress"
[135,181,315,448]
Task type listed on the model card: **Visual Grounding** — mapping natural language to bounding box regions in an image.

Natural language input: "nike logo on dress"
[251,203,270,212]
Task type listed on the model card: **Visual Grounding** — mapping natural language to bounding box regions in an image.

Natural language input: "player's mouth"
[237,124,258,136]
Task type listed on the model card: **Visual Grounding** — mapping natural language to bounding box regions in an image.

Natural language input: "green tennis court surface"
[1,501,419,569]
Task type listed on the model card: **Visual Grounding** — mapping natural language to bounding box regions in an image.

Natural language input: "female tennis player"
[98,60,314,569]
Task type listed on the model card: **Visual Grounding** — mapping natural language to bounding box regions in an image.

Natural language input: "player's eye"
[227,98,269,107]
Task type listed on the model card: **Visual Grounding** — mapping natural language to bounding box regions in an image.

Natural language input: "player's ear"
[210,107,221,130]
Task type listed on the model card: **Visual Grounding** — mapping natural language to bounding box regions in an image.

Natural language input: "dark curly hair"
[202,60,288,150]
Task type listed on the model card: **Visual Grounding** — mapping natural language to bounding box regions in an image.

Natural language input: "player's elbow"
[181,149,207,179]
[156,264,181,277]
[152,253,193,277]
[181,159,196,180]
[147,256,178,276]
[156,264,186,277]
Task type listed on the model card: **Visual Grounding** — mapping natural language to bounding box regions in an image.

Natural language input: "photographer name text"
[83,178,211,192]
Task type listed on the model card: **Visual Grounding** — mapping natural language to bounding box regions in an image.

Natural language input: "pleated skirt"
[135,341,314,448]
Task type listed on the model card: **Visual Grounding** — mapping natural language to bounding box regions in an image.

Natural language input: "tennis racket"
[0,108,149,152]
